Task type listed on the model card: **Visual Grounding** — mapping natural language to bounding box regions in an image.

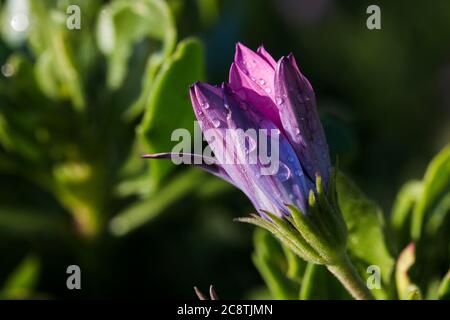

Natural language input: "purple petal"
[222,84,310,214]
[230,43,277,103]
[142,152,237,187]
[191,82,277,212]
[229,63,282,129]
[233,43,276,92]
[190,82,228,132]
[257,45,277,68]
[274,55,331,185]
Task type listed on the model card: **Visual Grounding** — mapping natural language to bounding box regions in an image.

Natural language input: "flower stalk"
[327,254,375,300]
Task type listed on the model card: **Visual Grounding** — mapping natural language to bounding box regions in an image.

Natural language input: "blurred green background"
[0,0,449,299]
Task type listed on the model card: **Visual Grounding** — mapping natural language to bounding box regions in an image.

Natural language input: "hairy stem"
[327,254,375,300]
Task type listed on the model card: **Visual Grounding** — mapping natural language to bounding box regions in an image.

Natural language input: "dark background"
[0,0,449,299]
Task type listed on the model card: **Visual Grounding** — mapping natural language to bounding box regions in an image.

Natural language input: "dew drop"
[259,79,266,85]
[288,156,294,162]
[295,128,300,135]
[264,88,272,94]
[203,102,210,109]
[212,119,222,128]
[276,97,284,105]
[294,169,303,177]
[276,162,291,182]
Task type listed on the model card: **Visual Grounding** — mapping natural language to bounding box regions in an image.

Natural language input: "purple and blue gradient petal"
[145,43,332,219]
[222,83,310,215]
[274,54,331,185]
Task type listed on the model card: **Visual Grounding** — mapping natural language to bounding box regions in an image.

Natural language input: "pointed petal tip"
[235,41,247,51]
[141,153,169,159]
[276,56,290,73]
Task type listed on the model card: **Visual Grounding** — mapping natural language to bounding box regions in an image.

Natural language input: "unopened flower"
[144,43,375,300]
[144,43,346,261]
[145,43,348,259]
[146,43,332,218]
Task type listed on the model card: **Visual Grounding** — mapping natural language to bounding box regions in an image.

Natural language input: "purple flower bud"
[144,43,332,219]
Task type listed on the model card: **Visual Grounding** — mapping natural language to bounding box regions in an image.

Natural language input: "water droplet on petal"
[203,102,210,109]
[276,97,284,105]
[264,88,271,94]
[212,119,222,128]
[259,79,266,85]
[276,162,291,182]
[288,156,294,162]
[295,128,300,135]
[294,169,303,177]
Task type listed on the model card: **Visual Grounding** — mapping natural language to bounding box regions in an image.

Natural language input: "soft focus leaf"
[299,262,351,300]
[139,38,205,184]
[252,228,299,299]
[337,172,394,298]
[438,269,450,300]
[391,180,422,247]
[1,255,40,299]
[412,145,450,239]
[96,0,176,90]
[426,191,450,236]
[28,1,85,110]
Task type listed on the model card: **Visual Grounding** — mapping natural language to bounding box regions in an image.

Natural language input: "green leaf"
[1,255,40,299]
[28,1,85,110]
[96,0,176,90]
[411,145,450,239]
[252,228,299,300]
[336,172,394,298]
[438,269,450,300]
[299,262,352,300]
[391,180,422,246]
[282,246,307,283]
[426,192,450,235]
[138,38,205,184]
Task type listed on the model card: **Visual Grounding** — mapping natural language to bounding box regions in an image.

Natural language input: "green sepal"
[236,213,325,264]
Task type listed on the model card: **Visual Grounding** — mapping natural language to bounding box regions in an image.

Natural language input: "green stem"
[327,254,375,300]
